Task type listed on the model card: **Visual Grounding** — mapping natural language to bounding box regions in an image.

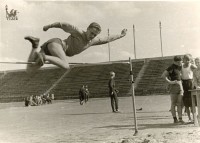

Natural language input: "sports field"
[0,95,199,143]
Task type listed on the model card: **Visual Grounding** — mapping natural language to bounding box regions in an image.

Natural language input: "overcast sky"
[1,0,200,71]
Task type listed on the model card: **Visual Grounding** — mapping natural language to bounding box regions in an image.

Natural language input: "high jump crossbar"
[0,61,130,66]
[0,61,81,65]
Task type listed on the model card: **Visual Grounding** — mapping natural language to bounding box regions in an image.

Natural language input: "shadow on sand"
[95,113,194,131]
[95,122,193,131]
[64,112,112,116]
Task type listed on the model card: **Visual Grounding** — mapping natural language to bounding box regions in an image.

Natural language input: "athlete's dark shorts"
[41,38,64,56]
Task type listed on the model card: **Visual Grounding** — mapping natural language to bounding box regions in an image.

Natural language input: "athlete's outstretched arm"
[43,22,62,31]
[43,22,82,34]
[91,29,127,46]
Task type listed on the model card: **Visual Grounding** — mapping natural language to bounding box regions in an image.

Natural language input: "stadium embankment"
[0,56,175,102]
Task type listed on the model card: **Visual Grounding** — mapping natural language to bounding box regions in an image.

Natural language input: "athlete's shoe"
[174,118,179,123]
[178,119,185,124]
[80,100,84,105]
[115,110,121,113]
[173,117,179,123]
[188,119,194,123]
[25,36,40,49]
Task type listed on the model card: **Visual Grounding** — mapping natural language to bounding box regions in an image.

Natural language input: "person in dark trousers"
[79,85,85,105]
[24,96,30,107]
[84,85,90,102]
[108,71,119,113]
[162,56,184,124]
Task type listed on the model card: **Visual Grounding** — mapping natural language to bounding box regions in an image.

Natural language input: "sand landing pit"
[0,95,199,143]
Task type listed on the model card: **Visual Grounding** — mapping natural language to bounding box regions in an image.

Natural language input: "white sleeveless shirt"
[181,63,193,80]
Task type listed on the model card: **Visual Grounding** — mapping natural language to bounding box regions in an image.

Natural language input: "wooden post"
[159,21,164,58]
[108,29,111,62]
[133,25,137,59]
[129,57,138,135]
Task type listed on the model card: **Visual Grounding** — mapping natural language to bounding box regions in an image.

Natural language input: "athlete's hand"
[121,29,127,37]
[43,25,49,31]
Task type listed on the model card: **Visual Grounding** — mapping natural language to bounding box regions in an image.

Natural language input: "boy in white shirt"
[181,54,197,122]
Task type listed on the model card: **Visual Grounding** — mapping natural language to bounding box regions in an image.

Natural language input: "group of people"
[162,54,200,124]
[24,93,54,107]
[24,21,200,121]
[78,71,120,113]
[79,85,90,105]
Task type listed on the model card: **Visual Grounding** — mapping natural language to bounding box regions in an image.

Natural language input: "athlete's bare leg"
[44,42,70,69]
[25,36,44,73]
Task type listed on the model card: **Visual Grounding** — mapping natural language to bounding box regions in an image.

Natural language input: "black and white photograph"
[0,0,200,142]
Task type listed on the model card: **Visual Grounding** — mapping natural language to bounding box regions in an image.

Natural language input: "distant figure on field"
[79,85,85,105]
[84,85,90,102]
[108,71,120,113]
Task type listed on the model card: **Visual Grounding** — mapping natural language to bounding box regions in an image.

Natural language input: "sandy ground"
[0,95,199,143]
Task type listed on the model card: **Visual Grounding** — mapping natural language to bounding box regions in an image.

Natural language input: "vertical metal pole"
[159,21,164,58]
[133,25,137,59]
[129,57,138,135]
[108,29,111,62]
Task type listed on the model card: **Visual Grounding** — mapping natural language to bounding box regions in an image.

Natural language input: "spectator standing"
[181,54,197,122]
[162,56,184,124]
[108,71,119,113]
[79,85,85,105]
[85,85,90,102]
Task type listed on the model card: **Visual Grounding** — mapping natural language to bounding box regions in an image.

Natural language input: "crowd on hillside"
[24,93,54,107]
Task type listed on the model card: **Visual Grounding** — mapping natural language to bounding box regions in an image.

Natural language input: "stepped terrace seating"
[0,61,144,102]
[0,68,66,102]
[135,58,173,96]
[0,57,177,102]
[51,61,144,99]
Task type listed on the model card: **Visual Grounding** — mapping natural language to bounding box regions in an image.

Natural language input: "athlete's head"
[86,22,101,40]
[173,55,182,66]
[183,54,191,65]
[110,71,115,78]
